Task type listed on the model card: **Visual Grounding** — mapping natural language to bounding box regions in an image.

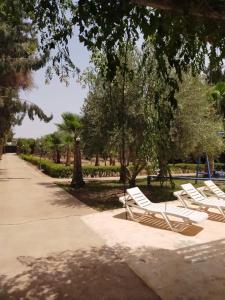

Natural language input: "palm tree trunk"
[56,149,61,164]
[66,146,71,166]
[71,137,85,188]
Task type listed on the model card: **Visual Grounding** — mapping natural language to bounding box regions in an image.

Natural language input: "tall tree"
[0,1,51,159]
[5,0,225,105]
[56,112,84,187]
[171,74,225,174]
[82,44,173,186]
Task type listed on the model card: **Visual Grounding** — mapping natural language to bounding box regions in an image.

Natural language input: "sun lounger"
[119,187,208,232]
[180,183,225,219]
[204,180,225,199]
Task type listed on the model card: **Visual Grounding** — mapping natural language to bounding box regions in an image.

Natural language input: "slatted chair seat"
[180,183,225,219]
[204,180,225,199]
[119,187,208,233]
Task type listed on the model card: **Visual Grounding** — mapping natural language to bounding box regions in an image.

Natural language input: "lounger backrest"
[204,180,225,197]
[173,190,186,198]
[126,187,152,208]
[181,183,205,202]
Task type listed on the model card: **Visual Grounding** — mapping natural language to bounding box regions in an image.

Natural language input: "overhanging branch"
[133,0,225,21]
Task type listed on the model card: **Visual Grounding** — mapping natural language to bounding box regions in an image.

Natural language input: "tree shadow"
[1,241,225,300]
[37,182,88,209]
[0,246,159,300]
[37,182,122,211]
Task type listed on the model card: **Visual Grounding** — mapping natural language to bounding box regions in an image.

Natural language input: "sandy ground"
[0,154,159,300]
[2,153,225,300]
[81,206,225,300]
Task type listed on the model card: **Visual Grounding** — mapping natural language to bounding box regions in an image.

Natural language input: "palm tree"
[48,132,63,163]
[61,133,73,166]
[56,112,85,187]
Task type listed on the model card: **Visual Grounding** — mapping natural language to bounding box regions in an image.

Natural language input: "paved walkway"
[0,154,159,299]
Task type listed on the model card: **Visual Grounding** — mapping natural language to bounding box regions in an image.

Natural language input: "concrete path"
[0,154,159,300]
[82,206,225,300]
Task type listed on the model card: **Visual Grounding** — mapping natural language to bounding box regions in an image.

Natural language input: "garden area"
[3,1,225,299]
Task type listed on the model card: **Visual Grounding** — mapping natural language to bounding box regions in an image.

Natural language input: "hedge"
[169,163,225,173]
[20,154,225,178]
[20,154,120,178]
[169,163,204,173]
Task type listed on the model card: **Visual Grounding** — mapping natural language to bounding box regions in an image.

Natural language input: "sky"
[14,35,90,138]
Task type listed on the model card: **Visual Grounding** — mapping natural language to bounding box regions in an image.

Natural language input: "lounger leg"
[178,197,188,208]
[217,207,225,219]
[126,205,140,222]
[161,213,177,232]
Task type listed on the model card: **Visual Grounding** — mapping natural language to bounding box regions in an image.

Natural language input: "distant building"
[4,139,17,153]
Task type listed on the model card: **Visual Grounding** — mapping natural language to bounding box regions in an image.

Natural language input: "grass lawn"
[58,178,225,211]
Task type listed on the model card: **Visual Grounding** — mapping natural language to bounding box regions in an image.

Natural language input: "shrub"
[20,154,120,178]
[169,163,225,173]
[169,163,205,173]
[20,154,72,177]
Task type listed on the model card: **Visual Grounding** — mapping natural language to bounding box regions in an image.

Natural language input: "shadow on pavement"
[1,240,225,300]
[37,182,91,209]
[0,246,159,300]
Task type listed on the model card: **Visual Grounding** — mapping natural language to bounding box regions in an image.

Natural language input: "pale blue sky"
[14,35,90,138]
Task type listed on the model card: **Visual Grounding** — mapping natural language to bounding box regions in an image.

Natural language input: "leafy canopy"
[6,0,225,89]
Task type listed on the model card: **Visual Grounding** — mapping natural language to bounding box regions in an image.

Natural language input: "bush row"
[169,163,204,173]
[20,154,225,178]
[20,154,72,177]
[20,154,120,178]
[169,162,225,173]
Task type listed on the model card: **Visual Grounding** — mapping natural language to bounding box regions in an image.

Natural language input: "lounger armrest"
[118,194,133,206]
[173,190,189,207]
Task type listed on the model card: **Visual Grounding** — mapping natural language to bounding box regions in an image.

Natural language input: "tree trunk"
[66,146,71,166]
[56,149,61,164]
[158,159,169,187]
[110,155,116,166]
[210,159,215,176]
[0,141,3,160]
[207,155,215,176]
[71,137,85,188]
[128,176,136,187]
[95,153,100,166]
[119,164,127,184]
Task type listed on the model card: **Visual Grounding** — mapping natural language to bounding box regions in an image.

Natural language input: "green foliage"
[169,163,225,173]
[81,43,174,185]
[169,163,204,173]
[211,82,225,118]
[0,2,52,150]
[82,165,120,178]
[4,0,225,105]
[20,154,120,178]
[56,112,82,136]
[20,154,72,177]
[17,138,35,154]
[172,74,225,160]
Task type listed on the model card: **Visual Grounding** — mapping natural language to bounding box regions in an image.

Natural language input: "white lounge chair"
[180,183,225,219]
[204,180,225,199]
[119,187,208,232]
